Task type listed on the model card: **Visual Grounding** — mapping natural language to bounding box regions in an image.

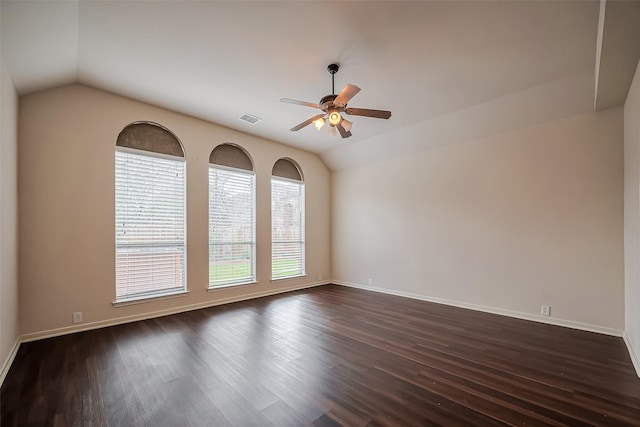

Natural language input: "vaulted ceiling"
[2,1,639,169]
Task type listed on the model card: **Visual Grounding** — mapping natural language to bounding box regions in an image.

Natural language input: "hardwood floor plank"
[260,400,312,426]
[2,285,640,426]
[83,356,109,427]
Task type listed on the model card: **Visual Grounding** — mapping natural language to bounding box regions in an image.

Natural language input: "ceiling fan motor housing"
[319,94,338,106]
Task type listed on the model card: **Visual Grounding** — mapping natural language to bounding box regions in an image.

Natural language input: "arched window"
[271,158,305,279]
[115,122,186,302]
[209,144,256,287]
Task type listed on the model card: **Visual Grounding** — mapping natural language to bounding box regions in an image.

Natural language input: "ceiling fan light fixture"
[313,117,326,131]
[329,111,342,126]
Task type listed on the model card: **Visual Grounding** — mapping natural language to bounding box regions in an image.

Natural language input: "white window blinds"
[209,166,256,287]
[115,148,186,300]
[271,177,305,279]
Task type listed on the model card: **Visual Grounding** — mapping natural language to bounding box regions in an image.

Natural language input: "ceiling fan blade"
[336,122,352,139]
[280,98,322,109]
[290,114,326,131]
[334,84,361,106]
[345,107,392,119]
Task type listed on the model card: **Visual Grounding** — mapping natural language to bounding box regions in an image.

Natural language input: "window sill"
[270,274,306,282]
[207,281,258,292]
[112,290,190,307]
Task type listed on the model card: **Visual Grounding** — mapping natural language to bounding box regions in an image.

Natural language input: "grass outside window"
[208,259,303,286]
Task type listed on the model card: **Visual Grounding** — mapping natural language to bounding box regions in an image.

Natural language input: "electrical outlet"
[318,273,322,281]
[368,278,373,286]
[73,312,83,324]
[540,305,550,316]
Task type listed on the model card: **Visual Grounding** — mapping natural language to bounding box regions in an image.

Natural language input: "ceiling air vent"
[239,114,261,124]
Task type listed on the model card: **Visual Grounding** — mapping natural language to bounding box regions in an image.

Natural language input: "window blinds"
[209,166,256,287]
[271,177,305,279]
[115,148,186,300]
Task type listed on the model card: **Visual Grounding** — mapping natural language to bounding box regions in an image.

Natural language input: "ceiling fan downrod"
[327,63,339,95]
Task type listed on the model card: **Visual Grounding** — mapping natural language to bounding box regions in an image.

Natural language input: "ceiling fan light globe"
[313,117,326,131]
[329,111,342,126]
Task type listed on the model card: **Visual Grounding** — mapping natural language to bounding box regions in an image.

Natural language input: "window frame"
[114,146,187,303]
[208,163,257,289]
[271,175,306,280]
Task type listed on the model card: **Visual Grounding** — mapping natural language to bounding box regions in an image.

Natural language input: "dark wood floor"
[2,285,639,426]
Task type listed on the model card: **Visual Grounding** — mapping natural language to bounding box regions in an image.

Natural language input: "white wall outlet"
[368,278,373,286]
[318,273,322,281]
[73,312,83,324]
[540,305,550,316]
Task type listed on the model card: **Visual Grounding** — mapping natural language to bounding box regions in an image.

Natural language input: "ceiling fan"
[280,63,392,138]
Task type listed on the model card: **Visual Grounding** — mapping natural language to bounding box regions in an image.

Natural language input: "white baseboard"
[333,281,623,337]
[0,338,21,386]
[623,331,640,378]
[21,280,329,343]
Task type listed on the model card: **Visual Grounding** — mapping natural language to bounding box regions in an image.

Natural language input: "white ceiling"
[1,1,638,169]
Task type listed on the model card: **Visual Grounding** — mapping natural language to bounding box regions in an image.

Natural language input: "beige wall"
[332,108,624,332]
[1,62,19,374]
[624,60,640,375]
[18,84,331,337]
